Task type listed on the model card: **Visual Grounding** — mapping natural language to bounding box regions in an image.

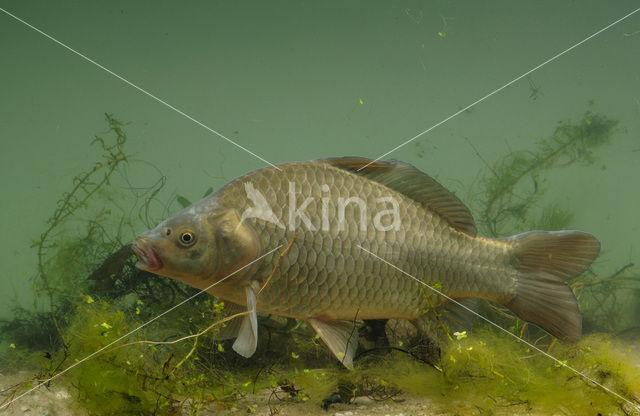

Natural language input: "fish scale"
[217,161,507,320]
[134,157,600,367]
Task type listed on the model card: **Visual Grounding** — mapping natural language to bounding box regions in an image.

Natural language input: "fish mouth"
[132,238,163,271]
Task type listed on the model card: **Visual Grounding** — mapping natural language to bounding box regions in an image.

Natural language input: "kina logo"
[238,182,285,229]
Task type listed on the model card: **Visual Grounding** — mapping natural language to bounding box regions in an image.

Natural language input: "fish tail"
[504,230,600,342]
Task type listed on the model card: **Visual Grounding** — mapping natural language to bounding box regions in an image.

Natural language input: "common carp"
[133,157,600,367]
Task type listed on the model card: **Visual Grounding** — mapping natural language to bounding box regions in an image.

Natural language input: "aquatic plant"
[476,110,617,237]
[1,115,128,374]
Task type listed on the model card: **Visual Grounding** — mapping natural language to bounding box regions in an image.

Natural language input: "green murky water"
[1,1,639,414]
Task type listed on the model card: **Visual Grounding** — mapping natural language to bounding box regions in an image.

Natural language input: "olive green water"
[1,1,639,414]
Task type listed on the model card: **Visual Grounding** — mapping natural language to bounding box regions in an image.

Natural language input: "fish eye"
[178,230,196,247]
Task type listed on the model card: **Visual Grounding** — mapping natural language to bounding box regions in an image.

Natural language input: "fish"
[133,157,600,368]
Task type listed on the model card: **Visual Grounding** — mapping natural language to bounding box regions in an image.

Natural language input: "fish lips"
[132,239,163,272]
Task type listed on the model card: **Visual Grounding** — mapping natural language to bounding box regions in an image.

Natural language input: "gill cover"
[211,210,262,358]
[211,209,261,281]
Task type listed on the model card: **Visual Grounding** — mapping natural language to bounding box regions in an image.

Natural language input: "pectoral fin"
[214,301,245,340]
[307,318,359,369]
[232,282,259,357]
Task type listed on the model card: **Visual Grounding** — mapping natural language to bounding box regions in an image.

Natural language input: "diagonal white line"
[0,245,282,411]
[359,7,640,171]
[357,244,640,411]
[0,7,281,171]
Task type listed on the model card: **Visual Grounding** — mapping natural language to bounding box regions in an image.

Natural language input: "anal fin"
[307,318,359,368]
[232,281,260,357]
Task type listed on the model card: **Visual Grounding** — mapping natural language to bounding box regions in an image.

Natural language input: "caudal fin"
[504,231,600,342]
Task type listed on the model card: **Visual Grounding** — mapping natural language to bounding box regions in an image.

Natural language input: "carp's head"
[133,204,260,289]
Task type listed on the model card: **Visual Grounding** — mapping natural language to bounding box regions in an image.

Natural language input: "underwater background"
[1,1,639,414]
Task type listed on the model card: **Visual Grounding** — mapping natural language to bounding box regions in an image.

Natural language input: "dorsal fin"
[322,157,477,236]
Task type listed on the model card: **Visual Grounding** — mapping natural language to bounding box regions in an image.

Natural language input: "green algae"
[284,331,640,415]
[62,300,241,415]
[360,330,640,414]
